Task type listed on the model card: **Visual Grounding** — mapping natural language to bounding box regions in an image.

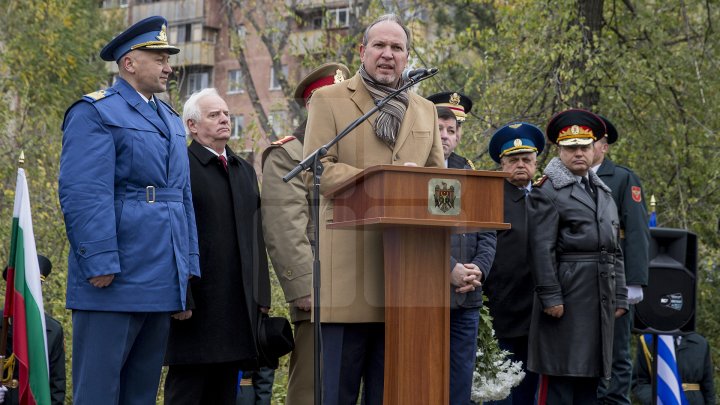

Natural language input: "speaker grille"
[633,227,697,334]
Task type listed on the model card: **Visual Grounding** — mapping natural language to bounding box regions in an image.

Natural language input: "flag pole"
[0,152,25,389]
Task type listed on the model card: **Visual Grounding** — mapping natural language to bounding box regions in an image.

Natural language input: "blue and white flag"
[644,334,688,405]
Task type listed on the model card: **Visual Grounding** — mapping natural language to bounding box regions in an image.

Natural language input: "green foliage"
[422,0,720,399]
[0,1,121,402]
[0,0,718,402]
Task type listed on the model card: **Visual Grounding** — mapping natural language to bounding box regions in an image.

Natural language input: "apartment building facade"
[99,0,357,171]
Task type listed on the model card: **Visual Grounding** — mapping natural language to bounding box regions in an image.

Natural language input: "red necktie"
[218,155,228,173]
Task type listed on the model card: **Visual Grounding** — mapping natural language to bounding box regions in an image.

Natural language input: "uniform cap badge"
[157,24,168,42]
[449,93,461,106]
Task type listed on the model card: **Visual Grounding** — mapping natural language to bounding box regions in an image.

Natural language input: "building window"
[186,72,209,96]
[311,16,323,29]
[227,70,244,94]
[231,115,244,139]
[202,27,218,43]
[101,0,128,7]
[176,23,192,43]
[328,8,350,28]
[268,111,287,135]
[236,25,246,41]
[269,65,288,91]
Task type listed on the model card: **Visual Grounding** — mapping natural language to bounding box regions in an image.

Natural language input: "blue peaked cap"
[100,16,180,62]
[488,122,546,163]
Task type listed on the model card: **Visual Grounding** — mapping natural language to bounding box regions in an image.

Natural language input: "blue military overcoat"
[59,77,200,312]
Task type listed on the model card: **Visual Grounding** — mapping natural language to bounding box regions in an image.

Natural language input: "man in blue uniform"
[59,16,199,404]
[593,115,650,405]
[484,122,545,405]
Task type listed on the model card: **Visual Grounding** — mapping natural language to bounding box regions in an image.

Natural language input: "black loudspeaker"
[633,227,697,335]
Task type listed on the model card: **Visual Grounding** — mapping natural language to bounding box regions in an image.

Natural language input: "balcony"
[131,0,205,24]
[171,41,215,67]
[292,0,351,11]
[289,30,325,56]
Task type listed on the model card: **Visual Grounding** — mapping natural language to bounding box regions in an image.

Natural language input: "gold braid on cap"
[556,125,596,142]
[499,145,538,158]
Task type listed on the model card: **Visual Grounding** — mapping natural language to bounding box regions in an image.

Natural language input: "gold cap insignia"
[509,123,522,129]
[571,125,581,135]
[334,69,346,84]
[449,93,461,106]
[157,24,168,42]
[513,138,523,147]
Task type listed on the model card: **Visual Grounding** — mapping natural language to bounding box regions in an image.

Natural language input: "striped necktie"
[218,155,228,173]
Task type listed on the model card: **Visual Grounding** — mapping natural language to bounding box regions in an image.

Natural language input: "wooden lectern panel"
[325,165,508,405]
[326,165,509,232]
[383,227,450,405]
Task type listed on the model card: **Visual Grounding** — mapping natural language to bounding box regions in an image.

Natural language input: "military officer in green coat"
[260,62,350,405]
[592,115,650,405]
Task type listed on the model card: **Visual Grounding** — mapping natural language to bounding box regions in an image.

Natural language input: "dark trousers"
[235,367,275,405]
[597,307,634,404]
[449,307,480,405]
[486,335,539,405]
[321,322,384,405]
[538,375,600,405]
[72,311,169,405]
[165,362,240,405]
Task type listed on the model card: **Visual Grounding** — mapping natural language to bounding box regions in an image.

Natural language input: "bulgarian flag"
[4,168,50,405]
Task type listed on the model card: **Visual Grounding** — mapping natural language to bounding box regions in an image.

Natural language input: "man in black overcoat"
[529,109,628,405]
[593,114,650,405]
[164,88,270,404]
[483,122,545,405]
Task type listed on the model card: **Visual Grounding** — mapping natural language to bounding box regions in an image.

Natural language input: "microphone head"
[402,67,437,82]
[401,68,417,82]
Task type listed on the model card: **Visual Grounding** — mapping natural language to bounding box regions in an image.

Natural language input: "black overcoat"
[595,158,650,286]
[165,141,270,368]
[484,180,534,338]
[527,157,628,379]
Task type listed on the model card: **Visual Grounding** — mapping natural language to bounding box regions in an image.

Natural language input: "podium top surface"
[324,165,511,232]
[326,164,509,198]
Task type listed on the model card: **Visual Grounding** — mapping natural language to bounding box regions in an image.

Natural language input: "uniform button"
[599,218,604,223]
[286,270,293,277]
[393,154,399,161]
[602,296,608,303]
[600,272,608,278]
[79,247,86,255]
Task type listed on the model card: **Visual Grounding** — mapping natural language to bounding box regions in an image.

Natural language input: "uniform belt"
[682,383,700,391]
[115,186,183,203]
[558,252,616,264]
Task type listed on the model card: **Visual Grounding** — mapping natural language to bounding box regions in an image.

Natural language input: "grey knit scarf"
[358,64,409,147]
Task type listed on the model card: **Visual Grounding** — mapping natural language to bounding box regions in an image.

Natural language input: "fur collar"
[543,157,611,193]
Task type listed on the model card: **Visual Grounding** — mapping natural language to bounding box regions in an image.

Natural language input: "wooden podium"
[326,165,509,405]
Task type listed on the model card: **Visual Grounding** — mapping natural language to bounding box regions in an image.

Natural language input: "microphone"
[402,67,438,82]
